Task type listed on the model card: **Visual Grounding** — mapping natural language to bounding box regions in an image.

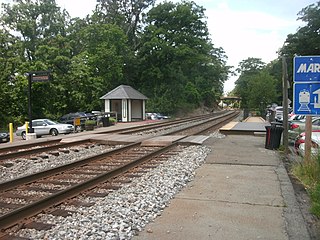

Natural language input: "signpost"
[27,70,51,134]
[293,56,320,115]
[293,56,320,163]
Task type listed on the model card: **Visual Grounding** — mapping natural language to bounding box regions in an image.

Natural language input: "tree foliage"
[235,1,320,112]
[0,0,229,128]
[279,2,320,89]
[234,58,278,110]
[137,1,229,113]
[92,0,156,49]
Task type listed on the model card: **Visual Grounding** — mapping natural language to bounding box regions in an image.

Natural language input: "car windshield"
[76,112,87,117]
[44,119,58,125]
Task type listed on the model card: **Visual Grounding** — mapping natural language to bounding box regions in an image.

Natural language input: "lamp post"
[27,72,34,133]
[26,70,51,135]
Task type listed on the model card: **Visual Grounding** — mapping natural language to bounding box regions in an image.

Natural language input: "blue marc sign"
[294,56,320,115]
[294,56,320,82]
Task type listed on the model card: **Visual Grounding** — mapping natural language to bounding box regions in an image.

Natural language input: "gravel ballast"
[0,145,120,183]
[14,144,212,240]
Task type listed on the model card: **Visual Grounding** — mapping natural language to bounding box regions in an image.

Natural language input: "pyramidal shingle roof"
[100,85,148,100]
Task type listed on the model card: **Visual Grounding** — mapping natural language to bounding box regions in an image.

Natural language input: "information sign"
[293,83,320,115]
[29,71,51,82]
[294,56,320,82]
[294,56,320,115]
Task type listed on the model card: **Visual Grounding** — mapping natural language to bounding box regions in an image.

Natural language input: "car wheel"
[21,131,26,140]
[50,129,58,136]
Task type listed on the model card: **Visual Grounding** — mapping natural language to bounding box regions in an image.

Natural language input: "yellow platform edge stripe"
[219,122,238,130]
[243,117,266,123]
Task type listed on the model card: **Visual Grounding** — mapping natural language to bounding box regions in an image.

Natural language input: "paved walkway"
[243,116,266,122]
[134,134,310,240]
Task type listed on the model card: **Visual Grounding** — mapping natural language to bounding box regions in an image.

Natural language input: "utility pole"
[282,56,289,155]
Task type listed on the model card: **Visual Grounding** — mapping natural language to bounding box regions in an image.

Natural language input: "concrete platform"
[141,136,186,147]
[59,134,98,143]
[60,134,212,146]
[219,117,270,135]
[134,134,310,240]
[179,135,210,145]
[60,134,148,145]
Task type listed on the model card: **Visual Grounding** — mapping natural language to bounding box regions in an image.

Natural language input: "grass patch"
[292,154,320,217]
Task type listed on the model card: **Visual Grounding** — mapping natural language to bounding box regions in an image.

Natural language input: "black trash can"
[101,117,110,127]
[265,125,284,150]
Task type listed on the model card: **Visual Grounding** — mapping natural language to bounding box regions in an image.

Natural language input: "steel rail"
[114,111,228,134]
[165,110,239,135]
[192,111,240,135]
[0,139,62,160]
[0,142,140,192]
[0,111,238,232]
[0,111,225,160]
[0,143,177,231]
[0,111,238,192]
[0,139,91,161]
[92,112,224,135]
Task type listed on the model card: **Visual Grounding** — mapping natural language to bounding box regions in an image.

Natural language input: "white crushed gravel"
[14,144,212,240]
[0,145,120,183]
[3,131,225,239]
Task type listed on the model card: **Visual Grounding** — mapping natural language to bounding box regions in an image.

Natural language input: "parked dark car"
[59,112,87,131]
[0,132,10,143]
[84,112,97,120]
[60,112,96,131]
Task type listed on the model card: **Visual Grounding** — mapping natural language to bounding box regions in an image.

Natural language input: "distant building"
[100,85,148,122]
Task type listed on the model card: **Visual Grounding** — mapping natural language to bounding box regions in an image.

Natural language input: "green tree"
[280,2,320,57]
[0,29,26,127]
[234,57,279,112]
[93,0,155,49]
[234,58,266,109]
[236,57,266,74]
[57,23,130,113]
[264,59,285,104]
[0,0,71,120]
[279,2,320,91]
[246,71,278,110]
[0,1,131,119]
[1,0,69,61]
[137,1,228,113]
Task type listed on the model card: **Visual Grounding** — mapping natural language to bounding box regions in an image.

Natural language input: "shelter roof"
[100,85,148,100]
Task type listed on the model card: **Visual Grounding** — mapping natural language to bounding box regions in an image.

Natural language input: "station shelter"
[100,85,148,122]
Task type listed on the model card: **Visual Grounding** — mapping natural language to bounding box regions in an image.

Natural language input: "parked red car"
[294,130,320,151]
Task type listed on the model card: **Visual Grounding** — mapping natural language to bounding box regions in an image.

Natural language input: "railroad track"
[0,110,236,162]
[0,111,239,236]
[0,142,182,232]
[166,110,239,135]
[0,139,94,162]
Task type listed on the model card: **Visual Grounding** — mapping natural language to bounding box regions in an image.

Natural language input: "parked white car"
[297,131,320,157]
[16,119,74,140]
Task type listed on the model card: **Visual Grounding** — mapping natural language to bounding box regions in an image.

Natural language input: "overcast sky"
[1,0,318,93]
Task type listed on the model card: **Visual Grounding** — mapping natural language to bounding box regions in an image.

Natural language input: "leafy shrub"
[85,120,96,126]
